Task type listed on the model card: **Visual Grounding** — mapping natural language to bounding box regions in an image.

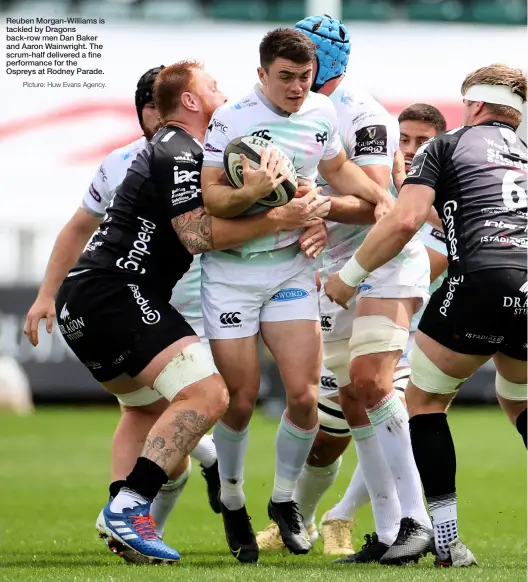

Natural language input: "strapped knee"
[495,372,528,401]
[153,342,219,402]
[323,339,352,388]
[349,316,409,361]
[409,344,466,394]
[117,386,164,406]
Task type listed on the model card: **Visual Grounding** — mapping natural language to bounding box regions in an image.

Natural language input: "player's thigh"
[261,319,322,398]
[210,335,261,399]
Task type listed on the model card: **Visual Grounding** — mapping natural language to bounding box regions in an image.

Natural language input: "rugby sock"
[367,392,431,528]
[190,433,217,468]
[326,464,370,520]
[515,409,527,448]
[109,480,127,500]
[109,457,168,512]
[213,421,249,511]
[327,425,400,546]
[409,412,457,561]
[151,462,191,538]
[272,414,318,503]
[293,457,342,526]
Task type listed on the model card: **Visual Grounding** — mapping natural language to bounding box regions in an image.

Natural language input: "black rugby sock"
[515,408,527,448]
[124,456,169,501]
[109,480,127,500]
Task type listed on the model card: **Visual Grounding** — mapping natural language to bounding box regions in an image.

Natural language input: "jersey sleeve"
[403,134,451,189]
[81,157,114,217]
[321,101,343,160]
[153,145,203,219]
[350,113,399,169]
[202,106,233,168]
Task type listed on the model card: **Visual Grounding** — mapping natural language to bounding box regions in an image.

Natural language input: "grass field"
[0,406,525,581]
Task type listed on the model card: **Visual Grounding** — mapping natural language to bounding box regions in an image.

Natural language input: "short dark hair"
[398,103,447,134]
[153,60,202,120]
[259,28,316,70]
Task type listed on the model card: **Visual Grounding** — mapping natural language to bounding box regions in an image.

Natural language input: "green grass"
[0,406,525,581]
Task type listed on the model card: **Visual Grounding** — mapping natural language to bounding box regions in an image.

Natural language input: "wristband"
[338,255,370,287]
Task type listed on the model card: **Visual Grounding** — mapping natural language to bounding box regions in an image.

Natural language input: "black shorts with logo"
[55,272,196,382]
[419,268,527,361]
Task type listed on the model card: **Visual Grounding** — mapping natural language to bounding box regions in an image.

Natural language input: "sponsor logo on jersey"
[270,288,309,302]
[486,149,528,171]
[430,228,446,242]
[251,129,272,141]
[173,153,198,165]
[219,312,242,328]
[484,137,527,160]
[359,283,372,293]
[127,284,161,325]
[315,131,328,146]
[174,166,199,185]
[59,303,70,321]
[115,216,156,275]
[233,99,257,110]
[480,235,527,248]
[407,153,427,178]
[208,119,227,134]
[89,183,101,203]
[205,142,222,153]
[354,125,388,156]
[439,275,463,317]
[171,185,200,206]
[99,165,107,182]
[443,200,460,261]
[484,219,518,230]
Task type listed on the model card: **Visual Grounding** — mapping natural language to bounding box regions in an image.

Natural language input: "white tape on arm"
[338,255,370,287]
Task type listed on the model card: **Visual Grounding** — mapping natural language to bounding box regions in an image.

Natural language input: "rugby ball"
[223,135,298,207]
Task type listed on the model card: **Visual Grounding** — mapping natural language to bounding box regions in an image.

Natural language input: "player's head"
[258,28,316,114]
[154,60,227,130]
[398,104,446,172]
[135,66,165,140]
[461,63,526,129]
[294,14,350,93]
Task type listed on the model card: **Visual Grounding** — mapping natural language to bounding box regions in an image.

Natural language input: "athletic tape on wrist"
[339,255,370,287]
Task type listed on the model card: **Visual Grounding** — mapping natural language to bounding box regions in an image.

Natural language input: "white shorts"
[201,247,319,340]
[319,237,430,343]
[185,316,210,350]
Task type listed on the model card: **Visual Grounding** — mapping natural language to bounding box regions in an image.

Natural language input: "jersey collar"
[477,120,517,131]
[254,84,291,118]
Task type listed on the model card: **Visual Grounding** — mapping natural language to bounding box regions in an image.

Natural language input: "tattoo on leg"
[141,409,213,472]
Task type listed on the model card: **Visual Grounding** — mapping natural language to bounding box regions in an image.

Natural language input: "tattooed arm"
[172,195,328,255]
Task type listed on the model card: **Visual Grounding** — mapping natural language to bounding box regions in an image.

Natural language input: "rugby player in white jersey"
[201,27,393,563]
[262,104,449,562]
[253,17,438,566]
[22,66,221,542]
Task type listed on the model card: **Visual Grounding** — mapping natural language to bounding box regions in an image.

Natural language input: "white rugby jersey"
[321,82,401,266]
[81,136,203,321]
[203,84,342,254]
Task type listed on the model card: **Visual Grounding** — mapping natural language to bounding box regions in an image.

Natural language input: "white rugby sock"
[151,463,191,538]
[272,414,318,503]
[429,494,458,561]
[367,392,431,528]
[109,488,150,513]
[293,458,342,526]
[190,433,217,468]
[328,425,400,545]
[213,421,249,511]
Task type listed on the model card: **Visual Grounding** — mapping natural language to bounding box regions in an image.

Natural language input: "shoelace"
[361,532,379,550]
[130,514,158,541]
[394,518,417,544]
[279,501,302,534]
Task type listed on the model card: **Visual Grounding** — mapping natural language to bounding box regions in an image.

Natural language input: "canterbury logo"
[320,376,338,389]
[59,303,70,321]
[220,312,242,325]
[520,282,528,294]
[320,315,332,330]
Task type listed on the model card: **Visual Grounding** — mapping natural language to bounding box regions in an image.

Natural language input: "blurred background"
[0,0,526,409]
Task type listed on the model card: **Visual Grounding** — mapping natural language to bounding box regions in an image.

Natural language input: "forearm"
[211,212,279,250]
[326,195,375,225]
[326,162,387,205]
[38,226,93,298]
[203,183,256,219]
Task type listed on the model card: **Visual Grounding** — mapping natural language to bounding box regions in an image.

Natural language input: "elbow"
[395,216,420,240]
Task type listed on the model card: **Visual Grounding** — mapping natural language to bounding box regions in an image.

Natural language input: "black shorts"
[419,268,527,361]
[55,273,196,382]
